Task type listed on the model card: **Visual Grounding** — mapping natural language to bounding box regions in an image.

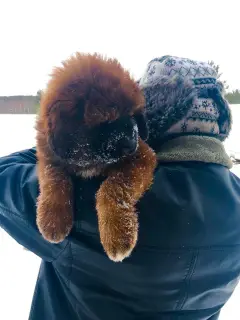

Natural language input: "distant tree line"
[208,61,240,104]
[36,90,43,104]
[0,95,39,114]
[225,90,240,104]
[0,64,239,115]
[34,63,240,107]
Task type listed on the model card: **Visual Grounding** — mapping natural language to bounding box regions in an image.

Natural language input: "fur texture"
[36,53,157,262]
[142,76,196,151]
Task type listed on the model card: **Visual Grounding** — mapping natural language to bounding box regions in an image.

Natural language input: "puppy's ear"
[47,98,85,158]
[134,112,149,141]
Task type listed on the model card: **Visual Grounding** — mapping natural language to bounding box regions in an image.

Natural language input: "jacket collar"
[156,135,232,169]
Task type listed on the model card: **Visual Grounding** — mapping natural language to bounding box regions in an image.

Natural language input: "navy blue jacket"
[1,148,240,319]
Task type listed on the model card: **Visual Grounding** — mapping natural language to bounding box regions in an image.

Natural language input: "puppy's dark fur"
[36,53,157,262]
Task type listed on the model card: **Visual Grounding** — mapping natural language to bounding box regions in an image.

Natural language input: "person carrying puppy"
[0,55,240,320]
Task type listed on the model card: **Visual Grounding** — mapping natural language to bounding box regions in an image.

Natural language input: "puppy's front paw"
[105,232,137,262]
[99,208,138,262]
[37,195,73,243]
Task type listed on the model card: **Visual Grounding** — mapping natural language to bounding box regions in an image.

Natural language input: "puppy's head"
[40,53,148,170]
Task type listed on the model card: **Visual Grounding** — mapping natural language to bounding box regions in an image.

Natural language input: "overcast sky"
[0,0,239,95]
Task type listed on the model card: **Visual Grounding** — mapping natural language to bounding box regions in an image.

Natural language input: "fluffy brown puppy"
[36,53,157,262]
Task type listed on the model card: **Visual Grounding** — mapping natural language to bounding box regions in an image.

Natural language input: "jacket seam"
[174,251,194,311]
[177,249,199,310]
[137,244,240,251]
[68,242,73,289]
[0,203,69,263]
[0,203,31,227]
[51,239,70,263]
[76,230,240,251]
[15,154,36,164]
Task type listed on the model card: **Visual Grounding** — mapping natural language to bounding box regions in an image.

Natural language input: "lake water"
[0,107,240,319]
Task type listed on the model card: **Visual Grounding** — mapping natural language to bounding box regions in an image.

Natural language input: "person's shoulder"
[0,147,38,224]
[152,161,240,195]
[154,161,237,178]
[1,147,37,163]
[136,162,240,249]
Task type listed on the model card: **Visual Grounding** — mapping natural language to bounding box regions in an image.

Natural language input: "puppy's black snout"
[120,138,137,156]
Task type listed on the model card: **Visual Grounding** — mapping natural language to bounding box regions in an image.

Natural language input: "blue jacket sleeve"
[0,148,68,261]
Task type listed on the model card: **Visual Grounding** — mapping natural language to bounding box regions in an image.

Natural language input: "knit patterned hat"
[139,55,232,150]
